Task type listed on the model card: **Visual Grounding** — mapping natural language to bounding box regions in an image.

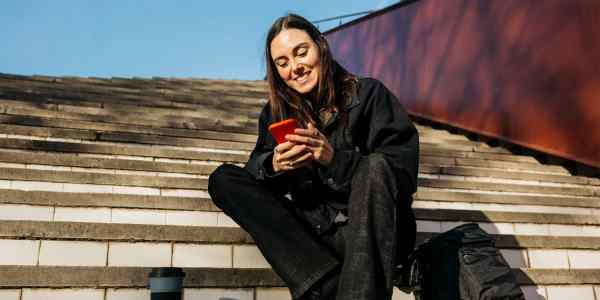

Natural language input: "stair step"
[1,148,586,189]
[0,133,575,177]
[0,103,259,142]
[418,177,598,197]
[0,80,267,111]
[1,221,600,274]
[415,188,600,209]
[421,147,538,163]
[0,149,219,175]
[0,123,255,151]
[1,98,261,129]
[2,197,600,237]
[2,186,597,216]
[0,167,208,190]
[13,74,270,98]
[420,165,592,186]
[0,266,281,288]
[2,224,600,271]
[0,138,248,163]
[1,220,599,249]
[0,266,598,288]
[0,164,595,197]
[0,189,212,211]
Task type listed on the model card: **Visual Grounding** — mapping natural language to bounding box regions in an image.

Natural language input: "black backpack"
[394,223,524,300]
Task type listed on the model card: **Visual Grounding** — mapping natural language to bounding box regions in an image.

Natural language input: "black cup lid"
[149,267,186,278]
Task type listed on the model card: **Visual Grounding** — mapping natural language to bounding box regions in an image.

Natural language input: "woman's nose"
[292,60,304,75]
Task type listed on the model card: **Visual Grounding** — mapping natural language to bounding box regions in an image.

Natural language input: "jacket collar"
[343,92,360,111]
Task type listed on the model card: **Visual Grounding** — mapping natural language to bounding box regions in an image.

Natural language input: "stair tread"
[0,219,598,249]
[0,134,579,176]
[0,149,590,188]
[0,165,596,196]
[0,266,598,288]
[0,138,248,163]
[0,123,255,151]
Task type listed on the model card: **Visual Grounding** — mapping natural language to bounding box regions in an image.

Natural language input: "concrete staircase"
[0,73,599,300]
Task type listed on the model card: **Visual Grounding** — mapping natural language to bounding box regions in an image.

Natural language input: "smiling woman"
[208,13,420,300]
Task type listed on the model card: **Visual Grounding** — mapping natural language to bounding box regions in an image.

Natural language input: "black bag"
[394,223,524,300]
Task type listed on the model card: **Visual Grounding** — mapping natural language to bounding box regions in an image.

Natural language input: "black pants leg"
[208,154,416,300]
[208,164,340,299]
[330,153,416,300]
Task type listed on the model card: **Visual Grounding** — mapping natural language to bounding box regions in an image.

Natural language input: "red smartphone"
[268,118,298,144]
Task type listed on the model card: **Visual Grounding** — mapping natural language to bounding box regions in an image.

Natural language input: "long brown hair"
[265,13,358,128]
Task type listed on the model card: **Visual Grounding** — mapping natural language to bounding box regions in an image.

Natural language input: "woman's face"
[270,28,321,95]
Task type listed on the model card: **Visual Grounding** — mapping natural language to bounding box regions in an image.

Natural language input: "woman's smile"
[295,70,311,84]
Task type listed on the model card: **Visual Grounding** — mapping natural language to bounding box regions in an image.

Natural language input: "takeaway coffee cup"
[149,267,185,300]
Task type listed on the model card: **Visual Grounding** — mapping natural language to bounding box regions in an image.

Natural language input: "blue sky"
[1,1,398,80]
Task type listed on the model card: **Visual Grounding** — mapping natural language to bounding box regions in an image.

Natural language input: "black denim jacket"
[244,77,419,235]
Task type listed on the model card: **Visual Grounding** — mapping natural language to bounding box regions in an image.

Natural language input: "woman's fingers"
[285,134,320,146]
[279,152,313,170]
[275,141,294,154]
[289,151,313,165]
[277,144,308,162]
[293,128,321,138]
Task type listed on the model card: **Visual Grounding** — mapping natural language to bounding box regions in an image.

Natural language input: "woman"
[208,13,419,300]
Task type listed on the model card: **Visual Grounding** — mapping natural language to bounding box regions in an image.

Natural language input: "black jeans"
[208,154,416,300]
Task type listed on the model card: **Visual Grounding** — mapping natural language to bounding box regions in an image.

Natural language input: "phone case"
[268,118,298,144]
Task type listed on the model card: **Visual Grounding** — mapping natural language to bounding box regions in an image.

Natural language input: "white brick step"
[2,181,598,219]
[1,220,600,269]
[0,166,209,190]
[2,185,597,218]
[2,196,600,237]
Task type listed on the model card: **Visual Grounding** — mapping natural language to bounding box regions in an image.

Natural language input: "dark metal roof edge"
[323,0,421,36]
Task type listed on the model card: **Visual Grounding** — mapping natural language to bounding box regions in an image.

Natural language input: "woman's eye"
[298,50,307,56]
[277,62,288,68]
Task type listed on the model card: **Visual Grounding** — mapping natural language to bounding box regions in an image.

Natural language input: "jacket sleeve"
[317,79,420,196]
[244,104,281,180]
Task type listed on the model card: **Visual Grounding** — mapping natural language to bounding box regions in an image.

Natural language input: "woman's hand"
[285,123,334,167]
[272,141,314,173]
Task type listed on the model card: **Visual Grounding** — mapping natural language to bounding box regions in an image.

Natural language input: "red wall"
[325,0,600,168]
